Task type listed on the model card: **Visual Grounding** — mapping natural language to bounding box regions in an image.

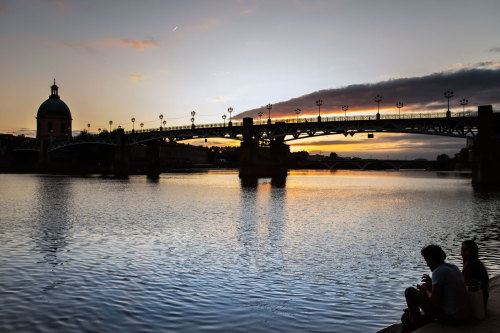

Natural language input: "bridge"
[15,106,500,188]
[19,110,480,152]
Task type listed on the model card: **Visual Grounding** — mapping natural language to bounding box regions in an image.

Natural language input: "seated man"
[404,244,469,330]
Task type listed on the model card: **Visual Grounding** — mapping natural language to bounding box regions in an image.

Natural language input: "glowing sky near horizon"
[1,0,500,158]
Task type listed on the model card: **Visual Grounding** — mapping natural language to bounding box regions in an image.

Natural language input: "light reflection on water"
[0,170,499,332]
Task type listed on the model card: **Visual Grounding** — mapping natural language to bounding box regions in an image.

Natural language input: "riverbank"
[378,275,500,333]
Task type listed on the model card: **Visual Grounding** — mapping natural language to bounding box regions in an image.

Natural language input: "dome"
[36,81,72,119]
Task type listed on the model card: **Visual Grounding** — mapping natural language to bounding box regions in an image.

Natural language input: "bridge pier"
[239,117,289,180]
[114,128,130,176]
[472,105,500,189]
[145,140,161,178]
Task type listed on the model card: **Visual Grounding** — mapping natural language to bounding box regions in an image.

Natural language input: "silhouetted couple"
[403,241,489,331]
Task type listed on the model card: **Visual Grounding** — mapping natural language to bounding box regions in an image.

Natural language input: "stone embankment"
[379,275,500,333]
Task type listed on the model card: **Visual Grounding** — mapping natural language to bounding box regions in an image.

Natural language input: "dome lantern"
[50,78,60,99]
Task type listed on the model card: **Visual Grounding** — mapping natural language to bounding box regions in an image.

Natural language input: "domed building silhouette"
[36,80,72,139]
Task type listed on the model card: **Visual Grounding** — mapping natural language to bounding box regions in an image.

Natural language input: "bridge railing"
[266,111,478,125]
[73,111,480,139]
[122,122,245,135]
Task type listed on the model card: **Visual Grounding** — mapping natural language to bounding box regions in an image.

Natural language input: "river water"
[1,170,499,332]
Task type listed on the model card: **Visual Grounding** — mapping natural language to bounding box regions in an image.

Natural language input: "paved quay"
[378,275,500,333]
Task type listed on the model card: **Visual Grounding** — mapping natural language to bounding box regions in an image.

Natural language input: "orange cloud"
[96,38,159,51]
[128,74,146,83]
[118,39,158,51]
[56,38,159,52]
[208,96,230,102]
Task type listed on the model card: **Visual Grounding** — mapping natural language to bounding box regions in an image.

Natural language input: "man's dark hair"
[421,244,446,262]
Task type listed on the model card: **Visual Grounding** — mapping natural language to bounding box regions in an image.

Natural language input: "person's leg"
[405,287,436,328]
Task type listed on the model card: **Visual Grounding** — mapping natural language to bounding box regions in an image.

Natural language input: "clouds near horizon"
[237,63,500,119]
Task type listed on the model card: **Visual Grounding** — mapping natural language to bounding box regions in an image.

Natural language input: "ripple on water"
[0,172,500,332]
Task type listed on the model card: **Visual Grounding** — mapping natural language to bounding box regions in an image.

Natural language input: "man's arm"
[416,282,442,307]
[429,283,443,307]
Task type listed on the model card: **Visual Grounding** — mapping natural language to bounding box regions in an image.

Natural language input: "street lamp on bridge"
[266,104,272,125]
[222,114,227,127]
[98,128,101,134]
[316,99,323,122]
[109,120,113,132]
[140,122,144,130]
[444,90,453,118]
[258,111,263,124]
[374,95,382,120]
[191,111,196,129]
[87,123,90,134]
[163,120,166,128]
[228,107,233,127]
[342,105,348,120]
[131,117,135,132]
[295,108,301,122]
[460,98,468,112]
[159,114,164,130]
[396,102,404,119]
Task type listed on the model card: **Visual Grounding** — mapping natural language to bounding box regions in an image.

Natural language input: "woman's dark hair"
[421,244,447,262]
[462,239,479,259]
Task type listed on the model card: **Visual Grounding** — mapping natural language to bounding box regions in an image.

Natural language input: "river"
[1,170,499,332]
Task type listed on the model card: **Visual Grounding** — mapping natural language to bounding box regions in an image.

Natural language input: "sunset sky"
[1,0,500,158]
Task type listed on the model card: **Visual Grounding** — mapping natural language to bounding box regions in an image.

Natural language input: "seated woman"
[461,240,489,308]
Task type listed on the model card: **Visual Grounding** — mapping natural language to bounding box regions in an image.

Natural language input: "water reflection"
[240,177,287,188]
[32,176,73,290]
[236,178,291,327]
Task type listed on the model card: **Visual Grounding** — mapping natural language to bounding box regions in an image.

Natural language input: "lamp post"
[191,111,196,129]
[295,108,301,122]
[98,128,101,134]
[131,117,135,132]
[159,114,164,130]
[258,111,263,124]
[444,90,453,118]
[109,120,113,132]
[316,99,323,122]
[87,123,90,134]
[140,122,144,130]
[266,104,272,125]
[374,95,382,120]
[222,114,227,127]
[396,102,404,119]
[342,105,348,120]
[228,107,233,127]
[460,98,468,112]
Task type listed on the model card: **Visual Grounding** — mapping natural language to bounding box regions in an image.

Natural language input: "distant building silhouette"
[36,80,72,139]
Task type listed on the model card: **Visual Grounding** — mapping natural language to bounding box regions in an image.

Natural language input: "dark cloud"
[489,47,500,53]
[237,63,500,119]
